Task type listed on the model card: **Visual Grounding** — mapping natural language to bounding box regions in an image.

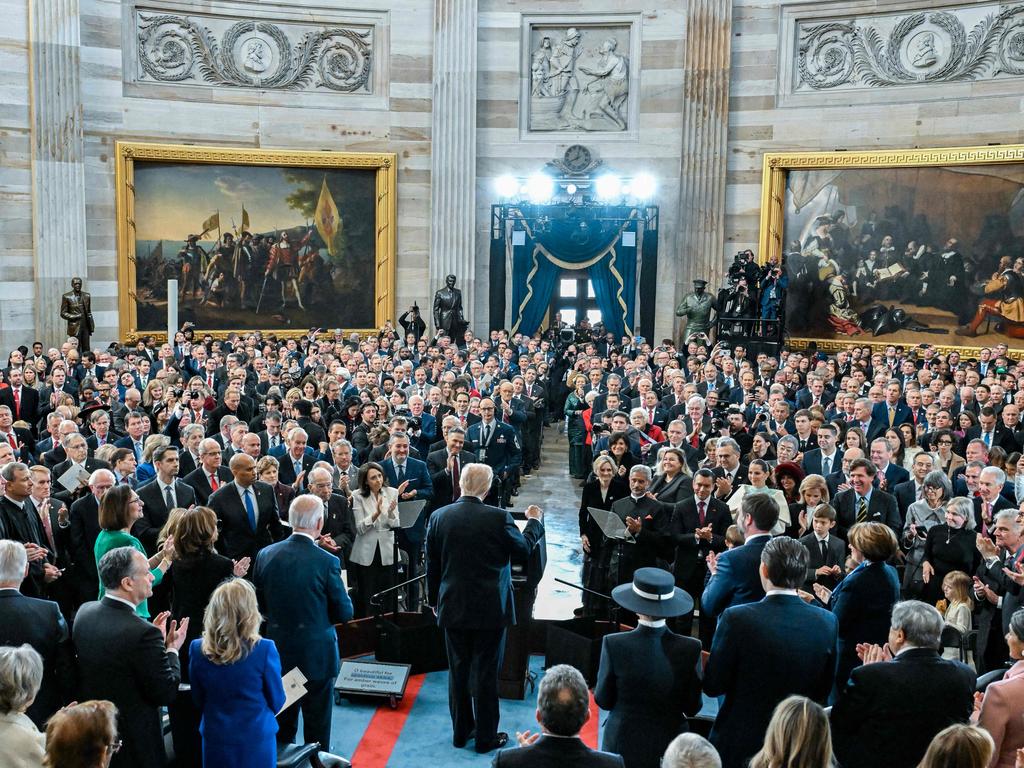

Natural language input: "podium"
[498,578,534,699]
[375,610,449,675]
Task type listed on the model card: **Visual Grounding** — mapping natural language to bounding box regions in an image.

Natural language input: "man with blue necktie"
[209,453,285,562]
[114,412,147,463]
[381,432,434,606]
[277,428,316,490]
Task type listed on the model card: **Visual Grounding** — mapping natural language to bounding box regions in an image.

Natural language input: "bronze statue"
[675,279,717,342]
[60,277,95,352]
[432,274,468,343]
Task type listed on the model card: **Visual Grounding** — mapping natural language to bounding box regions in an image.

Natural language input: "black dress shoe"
[475,733,509,753]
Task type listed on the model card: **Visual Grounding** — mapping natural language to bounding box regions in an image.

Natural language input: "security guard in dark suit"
[466,399,522,508]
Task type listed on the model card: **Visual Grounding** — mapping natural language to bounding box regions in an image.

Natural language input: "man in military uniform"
[265,231,305,311]
[60,277,95,352]
[675,279,717,343]
[466,398,522,508]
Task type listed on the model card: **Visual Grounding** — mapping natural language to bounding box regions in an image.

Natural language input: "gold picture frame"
[115,141,397,342]
[758,144,1024,355]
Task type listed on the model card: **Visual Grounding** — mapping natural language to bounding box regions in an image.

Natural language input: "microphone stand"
[370,573,427,621]
[554,578,621,627]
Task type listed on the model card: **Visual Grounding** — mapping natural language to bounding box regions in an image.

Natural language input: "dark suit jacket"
[667,496,731,586]
[833,488,900,539]
[51,457,110,490]
[182,465,233,505]
[0,425,36,463]
[962,425,1019,455]
[130,478,196,555]
[892,479,921,522]
[276,451,317,489]
[320,492,356,564]
[0,385,39,427]
[208,481,286,562]
[381,457,435,551]
[648,472,692,506]
[880,462,910,491]
[830,648,976,768]
[798,532,847,590]
[493,735,624,768]
[701,533,771,620]
[594,625,702,768]
[973,494,1015,534]
[170,550,234,684]
[872,401,913,428]
[426,448,478,511]
[704,595,838,768]
[710,464,749,502]
[253,534,353,681]
[425,496,543,629]
[0,497,49,597]
[801,448,843,478]
[73,597,182,768]
[68,493,102,599]
[0,590,74,726]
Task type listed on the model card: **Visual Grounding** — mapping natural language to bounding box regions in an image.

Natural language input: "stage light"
[595,174,622,201]
[494,175,519,199]
[566,183,578,195]
[525,173,554,203]
[632,173,657,200]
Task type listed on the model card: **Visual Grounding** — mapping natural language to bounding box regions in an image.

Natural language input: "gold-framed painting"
[758,144,1024,354]
[115,142,397,341]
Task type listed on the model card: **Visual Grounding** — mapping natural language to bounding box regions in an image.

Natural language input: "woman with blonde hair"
[43,700,119,768]
[792,474,830,538]
[135,434,171,486]
[189,579,286,768]
[749,695,833,768]
[917,724,994,768]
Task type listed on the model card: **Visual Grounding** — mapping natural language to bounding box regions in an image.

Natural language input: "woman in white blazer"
[349,461,407,616]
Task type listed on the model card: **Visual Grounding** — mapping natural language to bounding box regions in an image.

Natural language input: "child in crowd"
[938,570,974,667]
[724,525,744,549]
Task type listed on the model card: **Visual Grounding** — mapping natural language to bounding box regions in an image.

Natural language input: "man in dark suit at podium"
[425,462,544,754]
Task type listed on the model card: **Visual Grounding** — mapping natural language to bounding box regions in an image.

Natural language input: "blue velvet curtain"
[510,210,637,338]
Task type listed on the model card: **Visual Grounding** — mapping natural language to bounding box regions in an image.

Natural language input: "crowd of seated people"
[0,320,1023,767]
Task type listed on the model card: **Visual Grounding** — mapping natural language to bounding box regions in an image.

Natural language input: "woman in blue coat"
[810,521,900,699]
[190,578,287,768]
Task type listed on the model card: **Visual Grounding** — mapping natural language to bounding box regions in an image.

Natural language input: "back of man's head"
[536,665,589,737]
[0,540,27,586]
[760,536,808,590]
[97,546,138,592]
[890,600,943,649]
[289,493,324,531]
[742,493,779,533]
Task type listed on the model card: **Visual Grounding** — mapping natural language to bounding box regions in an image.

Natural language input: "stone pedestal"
[429,0,478,335]
[676,0,733,309]
[29,0,89,347]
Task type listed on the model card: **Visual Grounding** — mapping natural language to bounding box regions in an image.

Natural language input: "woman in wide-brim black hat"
[595,568,704,768]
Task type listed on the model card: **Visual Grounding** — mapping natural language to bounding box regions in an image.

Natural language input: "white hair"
[289,493,324,530]
[0,541,28,584]
[460,463,494,498]
[662,733,721,768]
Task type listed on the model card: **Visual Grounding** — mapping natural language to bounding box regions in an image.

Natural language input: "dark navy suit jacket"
[425,496,542,629]
[700,533,771,619]
[253,534,353,681]
[704,594,838,768]
[381,456,434,551]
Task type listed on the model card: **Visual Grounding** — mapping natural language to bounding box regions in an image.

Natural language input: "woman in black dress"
[921,496,981,605]
[578,455,629,616]
[649,447,692,506]
[168,506,249,766]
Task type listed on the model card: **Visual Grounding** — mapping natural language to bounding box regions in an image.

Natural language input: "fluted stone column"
[429,0,478,333]
[676,0,733,306]
[29,0,89,346]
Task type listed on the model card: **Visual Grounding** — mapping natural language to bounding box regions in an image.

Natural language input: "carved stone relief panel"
[125,3,387,107]
[790,2,1024,93]
[521,16,640,136]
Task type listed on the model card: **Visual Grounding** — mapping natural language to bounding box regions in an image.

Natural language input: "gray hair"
[629,407,648,422]
[0,462,27,482]
[716,437,740,455]
[0,644,43,715]
[330,439,353,453]
[995,509,1023,532]
[98,546,145,591]
[536,664,589,737]
[460,463,494,498]
[0,540,28,584]
[890,600,943,649]
[182,423,206,441]
[388,431,410,446]
[980,466,1007,487]
[629,464,653,482]
[947,496,977,531]
[89,468,115,486]
[686,395,705,411]
[777,435,799,454]
[921,470,952,499]
[662,733,722,768]
[289,494,325,529]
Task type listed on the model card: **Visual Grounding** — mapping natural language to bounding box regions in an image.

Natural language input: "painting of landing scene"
[131,162,377,333]
[782,163,1024,346]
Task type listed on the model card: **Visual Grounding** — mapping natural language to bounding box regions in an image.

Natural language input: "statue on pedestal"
[675,279,717,343]
[60,277,95,352]
[433,274,468,344]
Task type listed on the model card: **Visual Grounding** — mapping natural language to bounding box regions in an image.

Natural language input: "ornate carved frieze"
[522,18,639,134]
[795,3,1024,91]
[134,10,374,93]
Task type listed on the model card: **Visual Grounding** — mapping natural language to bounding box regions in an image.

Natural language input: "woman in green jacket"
[94,484,174,618]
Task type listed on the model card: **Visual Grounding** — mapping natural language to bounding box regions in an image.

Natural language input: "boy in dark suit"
[798,504,847,590]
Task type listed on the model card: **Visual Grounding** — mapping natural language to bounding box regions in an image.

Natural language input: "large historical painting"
[759,147,1024,349]
[116,144,396,339]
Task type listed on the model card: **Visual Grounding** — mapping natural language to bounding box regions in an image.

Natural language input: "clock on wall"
[562,144,593,173]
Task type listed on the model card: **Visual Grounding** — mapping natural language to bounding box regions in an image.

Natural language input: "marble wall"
[1,0,1022,352]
